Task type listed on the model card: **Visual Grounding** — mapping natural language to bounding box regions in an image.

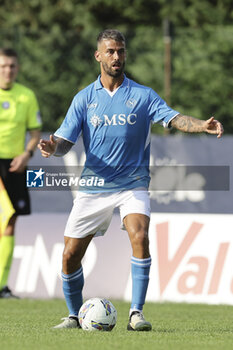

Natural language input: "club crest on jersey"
[126,99,137,108]
[2,101,10,109]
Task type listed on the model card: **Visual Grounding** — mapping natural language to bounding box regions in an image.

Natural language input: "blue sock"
[62,266,84,317]
[130,256,151,313]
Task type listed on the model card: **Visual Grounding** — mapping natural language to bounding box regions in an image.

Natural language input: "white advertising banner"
[9,212,233,304]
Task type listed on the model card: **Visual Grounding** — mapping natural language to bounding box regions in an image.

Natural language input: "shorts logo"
[26,168,45,187]
[2,101,10,109]
[17,199,26,209]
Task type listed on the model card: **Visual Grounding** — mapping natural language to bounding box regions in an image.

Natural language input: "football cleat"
[127,311,152,331]
[53,317,81,329]
[0,286,19,299]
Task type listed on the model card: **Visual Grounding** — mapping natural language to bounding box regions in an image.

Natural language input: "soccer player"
[38,29,223,331]
[0,48,42,298]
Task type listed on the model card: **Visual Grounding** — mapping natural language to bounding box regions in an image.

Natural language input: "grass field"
[1,299,233,350]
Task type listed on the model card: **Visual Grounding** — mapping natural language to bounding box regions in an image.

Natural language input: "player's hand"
[204,116,224,138]
[37,134,58,158]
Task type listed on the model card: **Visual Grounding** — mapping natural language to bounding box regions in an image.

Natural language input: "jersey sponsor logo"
[90,114,102,127]
[126,99,137,108]
[90,113,137,127]
[104,113,137,126]
[2,101,10,109]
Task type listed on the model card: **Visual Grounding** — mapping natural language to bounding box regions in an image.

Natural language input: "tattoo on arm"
[171,114,205,133]
[53,138,73,156]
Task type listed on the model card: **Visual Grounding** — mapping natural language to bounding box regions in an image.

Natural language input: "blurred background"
[1,0,232,133]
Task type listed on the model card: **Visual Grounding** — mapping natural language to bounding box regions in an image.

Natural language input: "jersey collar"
[94,74,129,90]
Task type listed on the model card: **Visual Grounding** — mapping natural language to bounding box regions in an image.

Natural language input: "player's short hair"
[97,29,125,46]
[0,48,18,59]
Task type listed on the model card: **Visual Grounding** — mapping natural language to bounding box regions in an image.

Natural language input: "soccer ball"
[78,297,117,331]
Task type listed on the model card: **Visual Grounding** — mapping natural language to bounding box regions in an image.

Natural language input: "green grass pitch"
[1,299,233,350]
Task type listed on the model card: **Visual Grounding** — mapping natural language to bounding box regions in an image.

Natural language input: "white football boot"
[53,317,81,329]
[127,311,152,331]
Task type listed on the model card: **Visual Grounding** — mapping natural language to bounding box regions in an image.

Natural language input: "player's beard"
[102,61,125,78]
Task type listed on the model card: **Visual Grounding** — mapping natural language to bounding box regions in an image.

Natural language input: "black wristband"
[27,150,34,157]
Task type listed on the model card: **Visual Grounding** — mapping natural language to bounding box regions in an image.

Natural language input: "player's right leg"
[54,235,93,329]
[53,191,114,329]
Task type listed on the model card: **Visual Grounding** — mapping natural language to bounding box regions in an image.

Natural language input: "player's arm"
[53,137,73,156]
[9,129,41,173]
[38,135,73,158]
[171,114,224,138]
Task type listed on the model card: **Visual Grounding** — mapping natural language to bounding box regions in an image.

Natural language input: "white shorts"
[64,189,151,238]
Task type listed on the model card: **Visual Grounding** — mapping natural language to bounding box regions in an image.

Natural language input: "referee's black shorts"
[0,159,31,215]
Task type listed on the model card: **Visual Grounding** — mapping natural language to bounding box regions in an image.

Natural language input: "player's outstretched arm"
[171,114,224,138]
[38,134,58,158]
[38,135,74,158]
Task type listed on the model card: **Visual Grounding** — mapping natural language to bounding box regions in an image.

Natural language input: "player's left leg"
[0,215,18,298]
[124,213,152,331]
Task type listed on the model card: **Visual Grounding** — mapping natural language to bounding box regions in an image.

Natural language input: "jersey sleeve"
[147,89,179,128]
[54,93,85,144]
[27,91,42,130]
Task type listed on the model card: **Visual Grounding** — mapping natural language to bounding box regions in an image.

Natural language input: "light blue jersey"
[55,75,179,192]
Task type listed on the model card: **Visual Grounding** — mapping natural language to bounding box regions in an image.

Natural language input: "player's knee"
[62,248,81,271]
[131,229,149,250]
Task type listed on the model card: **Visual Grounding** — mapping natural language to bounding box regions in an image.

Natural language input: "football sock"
[62,266,84,317]
[130,256,151,314]
[0,236,15,290]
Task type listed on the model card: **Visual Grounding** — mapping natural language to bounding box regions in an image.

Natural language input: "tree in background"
[0,0,232,133]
